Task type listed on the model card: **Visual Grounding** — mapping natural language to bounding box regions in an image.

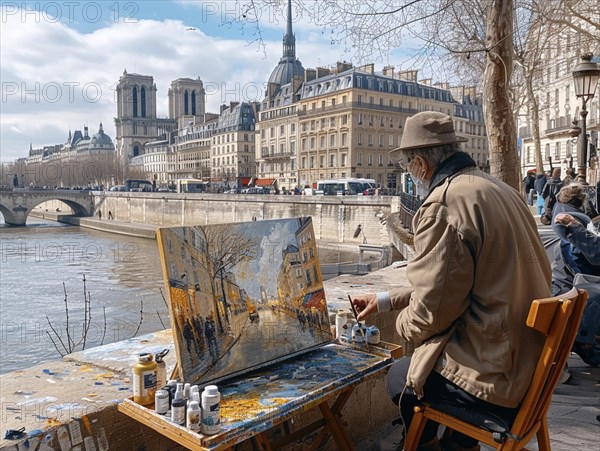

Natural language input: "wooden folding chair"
[404,288,588,451]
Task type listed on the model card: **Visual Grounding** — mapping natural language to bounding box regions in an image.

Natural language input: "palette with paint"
[119,342,399,449]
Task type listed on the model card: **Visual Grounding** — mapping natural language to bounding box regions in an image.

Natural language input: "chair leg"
[404,407,427,451]
[536,418,551,451]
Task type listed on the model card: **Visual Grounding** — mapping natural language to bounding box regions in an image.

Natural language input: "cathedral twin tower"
[114,70,206,159]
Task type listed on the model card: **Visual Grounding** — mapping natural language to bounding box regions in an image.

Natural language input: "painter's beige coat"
[389,167,552,408]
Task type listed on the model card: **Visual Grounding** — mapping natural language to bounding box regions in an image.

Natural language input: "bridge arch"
[0,190,94,226]
[29,197,90,217]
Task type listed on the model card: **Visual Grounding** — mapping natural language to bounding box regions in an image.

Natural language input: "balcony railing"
[298,101,418,117]
[544,124,573,136]
[518,126,532,139]
[260,151,295,160]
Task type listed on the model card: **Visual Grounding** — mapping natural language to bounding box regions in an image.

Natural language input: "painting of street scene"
[156,217,333,384]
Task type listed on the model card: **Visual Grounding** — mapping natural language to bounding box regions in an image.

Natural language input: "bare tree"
[233,1,521,187]
[234,0,597,189]
[45,275,143,357]
[197,225,259,333]
[512,0,599,174]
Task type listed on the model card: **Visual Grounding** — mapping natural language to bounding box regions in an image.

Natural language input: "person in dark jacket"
[541,168,563,224]
[534,173,547,195]
[551,184,600,366]
[524,171,536,205]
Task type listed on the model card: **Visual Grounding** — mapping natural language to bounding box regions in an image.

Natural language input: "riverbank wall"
[35,193,400,245]
[30,209,158,239]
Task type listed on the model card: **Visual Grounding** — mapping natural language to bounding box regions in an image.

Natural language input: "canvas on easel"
[156,217,333,385]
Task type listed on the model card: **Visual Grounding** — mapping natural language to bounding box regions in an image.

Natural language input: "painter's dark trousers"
[387,357,519,447]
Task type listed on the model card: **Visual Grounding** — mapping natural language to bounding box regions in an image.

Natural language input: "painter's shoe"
[558,364,572,384]
[439,439,480,451]
[414,437,442,451]
[373,424,404,451]
[440,430,480,451]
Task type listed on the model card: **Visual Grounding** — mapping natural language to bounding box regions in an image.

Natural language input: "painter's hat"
[390,111,467,153]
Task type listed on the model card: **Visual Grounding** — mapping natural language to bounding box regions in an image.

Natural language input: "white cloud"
[0,5,350,162]
[0,2,437,162]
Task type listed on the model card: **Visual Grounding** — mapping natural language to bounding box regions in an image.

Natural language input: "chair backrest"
[510,287,587,437]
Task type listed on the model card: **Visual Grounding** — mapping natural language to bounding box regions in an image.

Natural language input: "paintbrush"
[348,295,368,347]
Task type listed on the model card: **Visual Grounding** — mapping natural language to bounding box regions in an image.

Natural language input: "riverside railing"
[398,192,422,234]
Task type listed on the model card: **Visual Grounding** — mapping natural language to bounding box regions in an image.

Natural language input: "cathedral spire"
[282,0,295,59]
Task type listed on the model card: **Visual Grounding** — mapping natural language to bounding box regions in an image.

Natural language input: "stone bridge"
[0,189,94,225]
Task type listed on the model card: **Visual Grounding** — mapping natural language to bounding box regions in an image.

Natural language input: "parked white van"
[315,178,373,195]
[315,180,339,195]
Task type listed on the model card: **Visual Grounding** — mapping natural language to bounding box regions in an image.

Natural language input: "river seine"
[0,217,166,374]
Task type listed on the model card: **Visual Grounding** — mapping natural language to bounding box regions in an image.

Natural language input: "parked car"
[109,185,127,192]
[242,187,270,194]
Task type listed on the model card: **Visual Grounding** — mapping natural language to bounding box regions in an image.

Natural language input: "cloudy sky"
[1,1,434,162]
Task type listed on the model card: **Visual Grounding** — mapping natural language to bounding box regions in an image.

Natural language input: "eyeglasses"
[396,156,413,171]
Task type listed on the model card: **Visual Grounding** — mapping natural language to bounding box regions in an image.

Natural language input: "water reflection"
[0,216,167,374]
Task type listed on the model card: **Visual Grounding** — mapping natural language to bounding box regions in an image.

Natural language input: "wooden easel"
[118,342,401,451]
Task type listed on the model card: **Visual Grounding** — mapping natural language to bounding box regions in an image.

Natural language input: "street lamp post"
[572,54,600,182]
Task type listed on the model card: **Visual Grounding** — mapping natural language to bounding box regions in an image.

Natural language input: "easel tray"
[119,342,401,450]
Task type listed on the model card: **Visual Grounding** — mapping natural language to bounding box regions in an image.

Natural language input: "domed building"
[267,0,304,87]
[265,0,304,98]
[70,123,115,154]
[89,123,114,152]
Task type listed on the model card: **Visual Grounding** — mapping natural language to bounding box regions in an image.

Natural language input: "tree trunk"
[526,71,544,173]
[483,0,519,190]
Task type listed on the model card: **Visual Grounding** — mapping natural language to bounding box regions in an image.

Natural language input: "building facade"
[19,123,117,188]
[172,114,219,182]
[518,24,599,185]
[131,103,258,190]
[211,102,258,188]
[129,139,175,186]
[254,0,487,192]
[256,63,487,192]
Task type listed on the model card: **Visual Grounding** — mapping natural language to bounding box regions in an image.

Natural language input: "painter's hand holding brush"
[349,293,378,321]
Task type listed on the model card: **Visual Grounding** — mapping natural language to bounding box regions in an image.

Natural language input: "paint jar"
[186,400,201,432]
[335,310,350,341]
[155,389,170,415]
[155,349,169,390]
[340,320,354,343]
[201,385,221,435]
[366,325,381,345]
[171,384,186,425]
[190,386,200,404]
[133,353,157,406]
[352,323,368,343]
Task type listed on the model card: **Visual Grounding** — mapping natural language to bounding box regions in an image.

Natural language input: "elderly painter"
[351,112,551,451]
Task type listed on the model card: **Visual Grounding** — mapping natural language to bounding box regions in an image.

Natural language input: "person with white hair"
[551,183,600,367]
[351,112,551,451]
